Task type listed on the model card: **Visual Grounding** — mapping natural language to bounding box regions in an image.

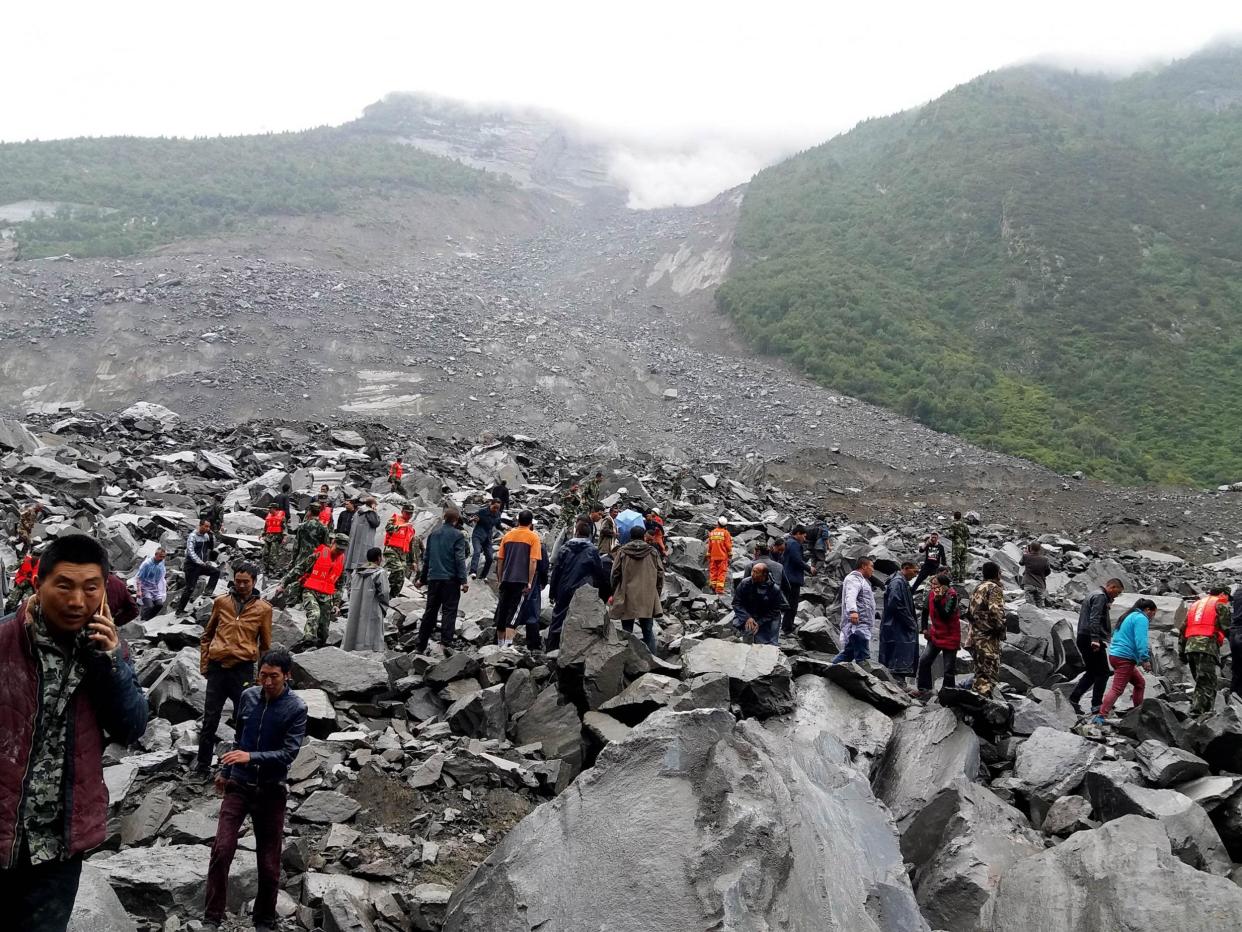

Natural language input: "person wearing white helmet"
[704,518,733,595]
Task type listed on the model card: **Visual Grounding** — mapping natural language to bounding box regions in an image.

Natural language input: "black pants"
[177,562,221,613]
[917,642,958,690]
[547,591,578,652]
[781,581,801,634]
[416,580,462,651]
[0,843,82,932]
[493,581,527,632]
[197,661,255,770]
[1069,633,1110,712]
[911,563,940,593]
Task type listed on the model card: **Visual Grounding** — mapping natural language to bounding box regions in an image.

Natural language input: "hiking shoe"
[1090,714,1106,725]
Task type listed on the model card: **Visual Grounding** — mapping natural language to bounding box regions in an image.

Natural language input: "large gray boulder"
[511,685,584,791]
[681,639,793,718]
[443,708,928,932]
[0,418,41,453]
[981,815,1242,932]
[15,455,103,497]
[68,865,137,932]
[872,706,980,830]
[557,587,650,710]
[146,648,207,724]
[1011,726,1104,826]
[901,780,1043,932]
[1184,707,1242,773]
[90,844,257,917]
[293,647,390,697]
[790,674,893,778]
[1134,739,1209,787]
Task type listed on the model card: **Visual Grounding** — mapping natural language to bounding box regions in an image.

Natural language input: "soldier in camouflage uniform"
[559,484,582,529]
[582,471,604,510]
[284,507,328,602]
[261,503,287,575]
[949,510,970,582]
[16,502,44,553]
[1180,586,1232,715]
[670,468,689,501]
[5,548,39,613]
[279,535,347,646]
[383,504,417,598]
[967,561,1006,698]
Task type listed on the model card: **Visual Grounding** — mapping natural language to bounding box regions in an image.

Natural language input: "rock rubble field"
[3,406,1242,931]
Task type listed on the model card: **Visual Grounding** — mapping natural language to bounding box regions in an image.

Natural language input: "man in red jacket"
[0,534,148,931]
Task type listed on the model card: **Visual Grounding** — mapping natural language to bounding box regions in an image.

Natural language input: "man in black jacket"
[547,518,605,651]
[912,533,948,593]
[469,500,512,580]
[733,562,787,646]
[204,648,307,932]
[780,526,814,635]
[1069,578,1124,714]
[414,508,470,654]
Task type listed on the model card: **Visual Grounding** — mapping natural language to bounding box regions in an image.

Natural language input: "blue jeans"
[470,530,494,578]
[621,618,657,654]
[755,614,781,646]
[833,630,871,663]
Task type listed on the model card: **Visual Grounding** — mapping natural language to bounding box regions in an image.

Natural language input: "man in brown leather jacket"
[196,562,272,775]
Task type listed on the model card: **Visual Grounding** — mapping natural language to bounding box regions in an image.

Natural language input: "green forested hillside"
[717,47,1242,485]
[0,127,496,258]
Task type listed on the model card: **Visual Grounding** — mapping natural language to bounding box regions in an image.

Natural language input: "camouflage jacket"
[968,581,1006,638]
[949,520,970,550]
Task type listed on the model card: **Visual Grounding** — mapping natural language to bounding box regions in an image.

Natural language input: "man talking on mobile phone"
[0,534,149,931]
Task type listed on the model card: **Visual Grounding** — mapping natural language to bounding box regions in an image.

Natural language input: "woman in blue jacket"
[1097,598,1156,721]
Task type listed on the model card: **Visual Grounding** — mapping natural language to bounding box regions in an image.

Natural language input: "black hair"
[981,561,1001,581]
[281,483,291,492]
[38,534,109,581]
[366,546,383,563]
[234,561,261,581]
[518,510,534,526]
[754,543,770,555]
[489,498,501,506]
[1028,541,1042,552]
[1104,578,1125,590]
[1133,597,1158,613]
[953,510,962,519]
[260,648,293,673]
[901,561,917,570]
[629,526,646,542]
[574,517,593,538]
[856,556,874,567]
[1208,585,1230,596]
[791,524,807,536]
[935,573,952,587]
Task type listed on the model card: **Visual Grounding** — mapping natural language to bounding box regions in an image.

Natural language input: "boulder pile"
[2,408,1242,931]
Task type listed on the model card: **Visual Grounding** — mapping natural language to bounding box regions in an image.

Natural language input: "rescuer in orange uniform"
[1180,585,1231,715]
[389,457,405,493]
[383,503,417,598]
[4,548,39,613]
[278,533,347,647]
[705,518,733,594]
[262,503,287,573]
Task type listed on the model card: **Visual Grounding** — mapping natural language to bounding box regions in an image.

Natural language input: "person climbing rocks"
[1069,578,1123,715]
[278,535,347,648]
[388,456,404,493]
[916,573,961,696]
[261,503,286,574]
[949,511,970,582]
[1097,598,1156,722]
[967,561,1006,698]
[912,532,947,593]
[382,503,417,598]
[733,561,785,646]
[879,561,919,682]
[1019,541,1051,607]
[833,557,876,663]
[1180,586,1231,716]
[705,517,733,595]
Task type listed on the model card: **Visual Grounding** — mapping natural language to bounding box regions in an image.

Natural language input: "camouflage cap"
[333,533,350,545]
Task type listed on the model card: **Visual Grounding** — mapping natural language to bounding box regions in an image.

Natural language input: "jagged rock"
[981,816,1242,931]
[406,686,447,722]
[873,706,980,829]
[1011,686,1078,735]
[0,418,41,453]
[1135,739,1210,787]
[556,587,647,710]
[667,671,732,712]
[1064,559,1134,601]
[146,648,207,723]
[582,710,632,746]
[1178,775,1242,859]
[511,685,583,790]
[424,651,480,686]
[1011,726,1104,826]
[67,864,138,932]
[599,673,688,726]
[1184,706,1242,773]
[794,616,839,653]
[1118,697,1187,747]
[299,687,338,737]
[936,686,1015,734]
[446,683,508,739]
[1085,775,1231,875]
[901,779,1043,932]
[502,667,538,717]
[790,674,893,777]
[120,789,173,846]
[90,844,257,917]
[443,709,928,932]
[162,809,219,845]
[296,790,362,824]
[1040,794,1096,836]
[15,455,104,497]
[293,647,390,697]
[681,640,793,718]
[119,402,180,425]
[818,661,912,714]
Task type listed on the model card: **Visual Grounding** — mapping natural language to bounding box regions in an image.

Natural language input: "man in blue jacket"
[734,562,787,646]
[204,648,308,932]
[780,525,814,636]
[546,518,605,652]
[414,508,470,654]
[468,500,512,580]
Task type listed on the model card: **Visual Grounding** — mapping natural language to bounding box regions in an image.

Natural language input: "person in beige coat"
[609,527,664,653]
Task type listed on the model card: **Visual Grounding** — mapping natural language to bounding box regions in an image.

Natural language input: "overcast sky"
[8,1,1242,205]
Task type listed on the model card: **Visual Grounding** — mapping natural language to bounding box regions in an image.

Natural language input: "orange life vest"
[303,545,345,595]
[264,511,286,534]
[390,462,404,480]
[318,504,332,525]
[1185,595,1226,643]
[385,516,414,552]
[14,555,37,587]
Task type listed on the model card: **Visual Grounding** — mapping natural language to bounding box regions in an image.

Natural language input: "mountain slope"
[717,46,1242,485]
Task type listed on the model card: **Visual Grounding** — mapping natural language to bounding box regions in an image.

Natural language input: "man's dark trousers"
[493,581,526,631]
[205,781,286,925]
[416,580,462,651]
[781,581,800,635]
[197,662,255,771]
[1,841,83,932]
[178,562,221,613]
